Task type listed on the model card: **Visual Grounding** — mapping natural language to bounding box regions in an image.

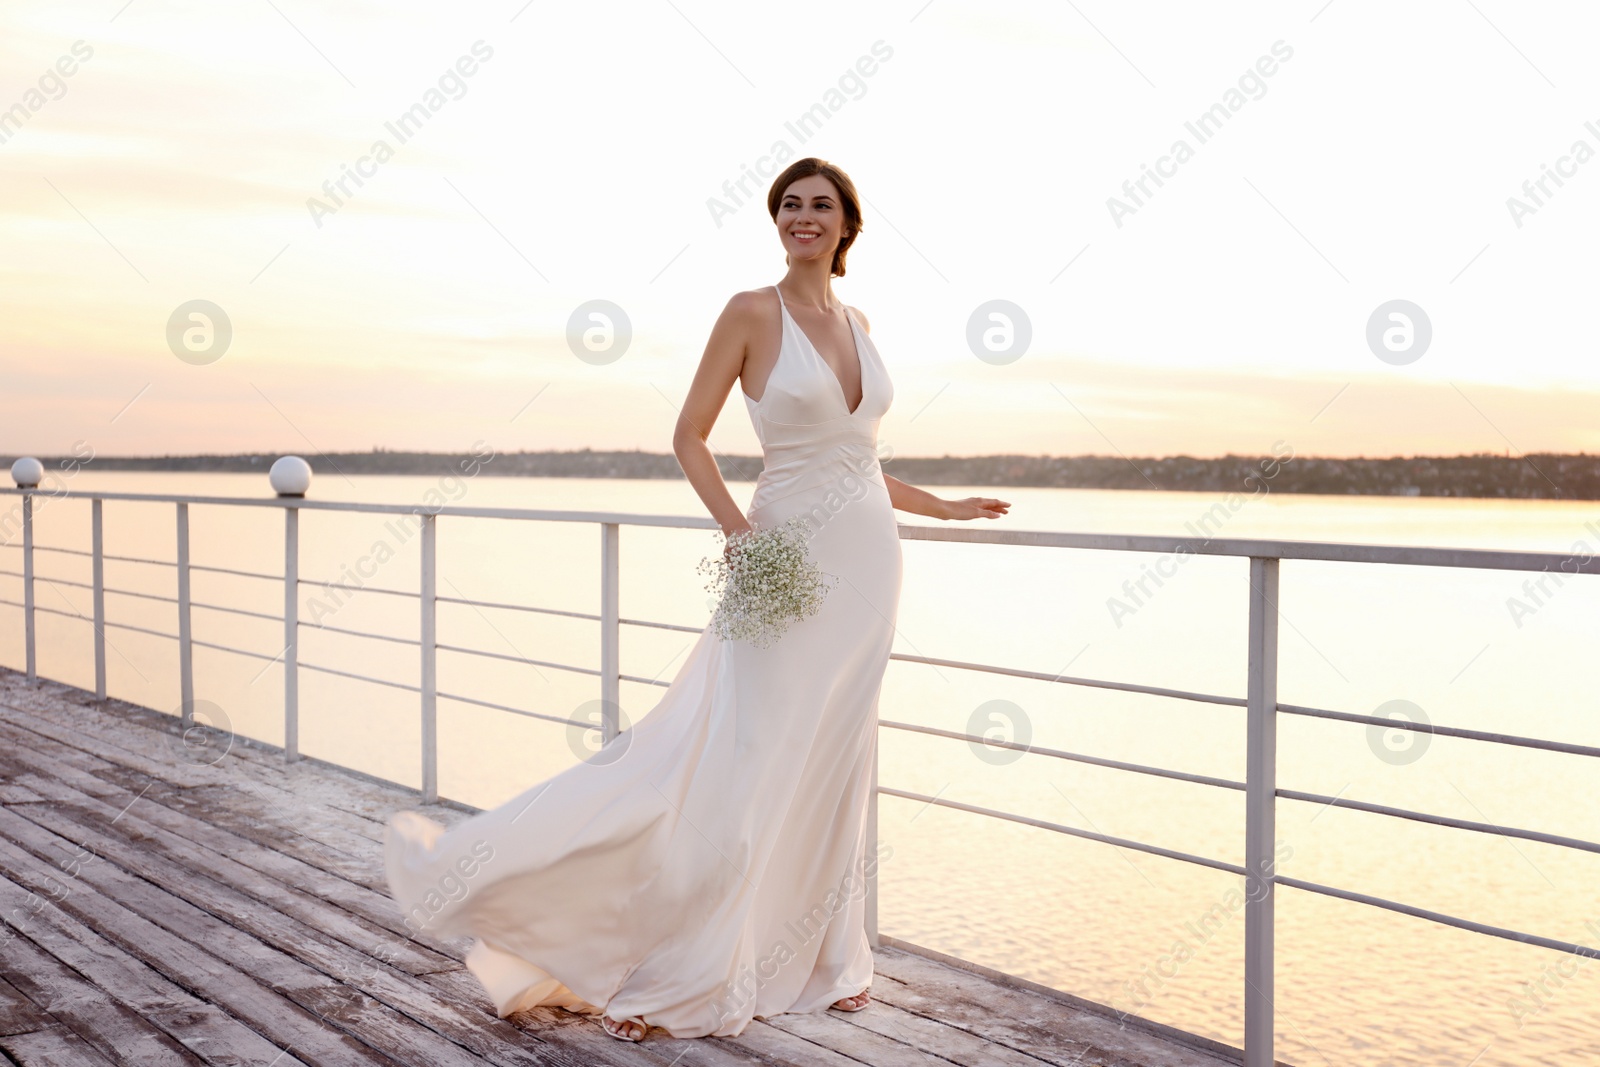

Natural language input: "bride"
[385,156,1010,1044]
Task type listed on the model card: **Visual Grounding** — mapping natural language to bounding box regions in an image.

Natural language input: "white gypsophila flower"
[697,515,834,649]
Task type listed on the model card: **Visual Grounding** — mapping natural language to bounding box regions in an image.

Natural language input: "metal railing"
[2,485,1598,1067]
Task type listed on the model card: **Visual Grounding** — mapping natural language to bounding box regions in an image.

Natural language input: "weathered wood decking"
[0,668,1242,1067]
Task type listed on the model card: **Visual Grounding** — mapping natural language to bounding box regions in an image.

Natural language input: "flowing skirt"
[384,474,902,1037]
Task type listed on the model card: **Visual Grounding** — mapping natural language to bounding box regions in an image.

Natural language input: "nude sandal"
[830,990,870,1012]
[600,1014,648,1041]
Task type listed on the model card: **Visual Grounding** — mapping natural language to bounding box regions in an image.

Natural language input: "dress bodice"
[741,286,893,512]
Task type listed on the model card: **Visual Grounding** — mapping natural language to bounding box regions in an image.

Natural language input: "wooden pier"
[0,668,1241,1067]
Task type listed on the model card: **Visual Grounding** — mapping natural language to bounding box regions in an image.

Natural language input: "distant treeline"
[10,449,1600,500]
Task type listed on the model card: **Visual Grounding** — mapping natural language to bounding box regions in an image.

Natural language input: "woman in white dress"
[385,157,1009,1043]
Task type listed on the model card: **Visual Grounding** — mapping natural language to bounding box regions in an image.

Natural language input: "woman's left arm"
[884,475,1010,521]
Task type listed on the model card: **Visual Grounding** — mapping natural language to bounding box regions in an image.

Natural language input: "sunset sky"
[2,0,1597,462]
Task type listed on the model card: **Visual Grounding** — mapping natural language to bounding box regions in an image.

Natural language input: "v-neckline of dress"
[778,290,866,418]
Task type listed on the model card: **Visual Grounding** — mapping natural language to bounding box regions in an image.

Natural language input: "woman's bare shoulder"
[724,286,780,313]
[714,288,780,340]
[847,305,871,333]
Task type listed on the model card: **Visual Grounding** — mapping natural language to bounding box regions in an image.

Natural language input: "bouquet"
[698,515,834,648]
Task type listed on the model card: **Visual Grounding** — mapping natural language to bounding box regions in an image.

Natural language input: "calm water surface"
[5,470,1597,1066]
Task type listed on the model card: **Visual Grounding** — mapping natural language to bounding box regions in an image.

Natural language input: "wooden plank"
[2,799,611,1067]
[503,1005,788,1067]
[0,821,401,1066]
[0,677,418,834]
[0,710,393,899]
[0,1024,117,1066]
[765,997,1066,1066]
[0,729,464,965]
[0,688,219,792]
[0,681,395,863]
[5,679,417,829]
[0,871,306,1065]
[0,758,454,980]
[0,698,386,876]
[871,948,1235,1067]
[710,1019,870,1067]
[0,922,205,1065]
[140,778,385,886]
[761,1008,967,1066]
[17,799,761,1067]
[0,974,58,1038]
[0,784,45,805]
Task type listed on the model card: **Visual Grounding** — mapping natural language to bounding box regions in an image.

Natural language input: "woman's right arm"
[673,292,760,541]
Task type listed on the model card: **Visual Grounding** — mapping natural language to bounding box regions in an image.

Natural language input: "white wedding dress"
[385,284,902,1038]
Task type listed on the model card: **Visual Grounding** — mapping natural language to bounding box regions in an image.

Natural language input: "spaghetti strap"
[772,284,786,311]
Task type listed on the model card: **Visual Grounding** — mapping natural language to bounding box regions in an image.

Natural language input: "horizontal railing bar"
[435,641,598,676]
[620,616,703,634]
[1277,876,1600,961]
[34,576,93,591]
[103,620,178,641]
[878,786,1248,876]
[28,548,170,568]
[305,622,420,648]
[0,568,24,580]
[0,488,728,528]
[437,594,600,623]
[191,637,281,662]
[191,562,282,582]
[297,659,420,693]
[436,689,593,729]
[889,651,1247,707]
[298,579,418,600]
[105,553,175,567]
[620,671,673,688]
[104,587,179,605]
[878,719,1248,791]
[25,546,171,567]
[1278,788,1600,855]
[190,600,282,623]
[1278,702,1600,760]
[895,525,1600,575]
[5,486,1597,574]
[32,604,88,621]
[0,596,21,608]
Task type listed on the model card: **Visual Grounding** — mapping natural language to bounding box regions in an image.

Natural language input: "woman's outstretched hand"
[941,496,1011,521]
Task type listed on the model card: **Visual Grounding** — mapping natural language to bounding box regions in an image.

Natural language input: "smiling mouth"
[792,232,821,243]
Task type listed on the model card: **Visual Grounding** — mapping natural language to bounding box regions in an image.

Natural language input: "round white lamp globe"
[269,456,312,497]
[10,457,43,489]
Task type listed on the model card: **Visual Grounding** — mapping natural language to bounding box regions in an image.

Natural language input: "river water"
[4,469,1596,1066]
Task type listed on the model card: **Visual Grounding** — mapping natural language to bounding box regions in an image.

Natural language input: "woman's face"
[775,174,847,268]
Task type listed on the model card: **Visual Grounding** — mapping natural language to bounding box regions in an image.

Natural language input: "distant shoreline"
[9,448,1600,501]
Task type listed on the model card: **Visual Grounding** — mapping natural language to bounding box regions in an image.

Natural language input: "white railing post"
[284,505,300,762]
[177,502,194,726]
[92,498,106,700]
[1244,556,1280,1067]
[421,513,438,804]
[22,493,34,684]
[599,522,620,742]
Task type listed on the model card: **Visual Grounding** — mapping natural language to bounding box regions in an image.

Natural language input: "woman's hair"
[766,158,863,278]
